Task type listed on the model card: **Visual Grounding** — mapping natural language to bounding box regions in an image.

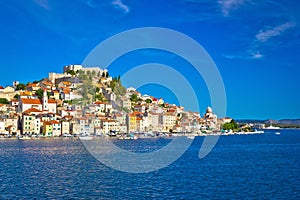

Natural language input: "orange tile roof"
[44,121,52,125]
[21,98,56,104]
[133,111,143,115]
[48,99,56,104]
[23,108,42,114]
[62,81,71,85]
[63,116,73,120]
[94,101,108,105]
[27,83,39,87]
[51,120,60,124]
[78,117,87,120]
[21,98,42,105]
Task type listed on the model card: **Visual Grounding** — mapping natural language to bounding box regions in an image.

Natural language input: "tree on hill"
[130,94,139,103]
[110,76,126,96]
[16,83,26,91]
[14,94,20,99]
[35,89,50,99]
[145,99,152,104]
[222,119,238,130]
[95,93,105,102]
[66,69,76,76]
[35,89,44,99]
[0,98,9,104]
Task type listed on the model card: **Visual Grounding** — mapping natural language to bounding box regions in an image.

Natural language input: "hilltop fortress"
[49,65,108,84]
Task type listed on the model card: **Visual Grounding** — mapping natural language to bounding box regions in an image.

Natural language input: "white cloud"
[235,21,296,60]
[218,0,246,16]
[112,0,130,13]
[255,21,296,42]
[223,51,264,60]
[33,0,50,10]
[249,51,264,59]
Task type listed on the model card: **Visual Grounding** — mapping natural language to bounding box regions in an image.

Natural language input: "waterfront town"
[0,65,262,139]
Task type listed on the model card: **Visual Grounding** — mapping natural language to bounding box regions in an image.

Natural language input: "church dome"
[206,107,213,113]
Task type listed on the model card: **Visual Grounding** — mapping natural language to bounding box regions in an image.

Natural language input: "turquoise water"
[0,129,299,199]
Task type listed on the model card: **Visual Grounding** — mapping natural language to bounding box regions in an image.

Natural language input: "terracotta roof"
[27,83,39,87]
[48,99,56,104]
[133,111,143,115]
[63,116,73,120]
[44,121,52,125]
[0,86,4,89]
[21,98,56,104]
[62,81,71,85]
[23,108,42,114]
[21,98,42,105]
[96,116,107,120]
[51,120,60,124]
[78,117,87,120]
[94,101,108,105]
[41,81,53,86]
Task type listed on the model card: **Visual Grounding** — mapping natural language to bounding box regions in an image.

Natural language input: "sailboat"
[263,123,280,130]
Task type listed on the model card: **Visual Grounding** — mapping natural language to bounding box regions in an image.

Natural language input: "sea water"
[0,129,299,199]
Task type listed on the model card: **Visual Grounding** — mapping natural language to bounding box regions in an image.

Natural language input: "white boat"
[62,133,72,137]
[253,129,264,134]
[264,125,280,130]
[275,132,281,135]
[187,135,195,139]
[18,136,31,140]
[79,136,93,140]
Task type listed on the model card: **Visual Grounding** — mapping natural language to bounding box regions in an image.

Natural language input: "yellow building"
[127,113,136,132]
[43,121,53,137]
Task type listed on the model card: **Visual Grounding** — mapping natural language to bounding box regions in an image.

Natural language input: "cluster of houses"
[0,65,230,137]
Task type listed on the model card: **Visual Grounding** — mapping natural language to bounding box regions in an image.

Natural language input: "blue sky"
[0,0,299,120]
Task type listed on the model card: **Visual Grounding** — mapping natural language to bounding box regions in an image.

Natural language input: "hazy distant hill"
[237,119,300,125]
